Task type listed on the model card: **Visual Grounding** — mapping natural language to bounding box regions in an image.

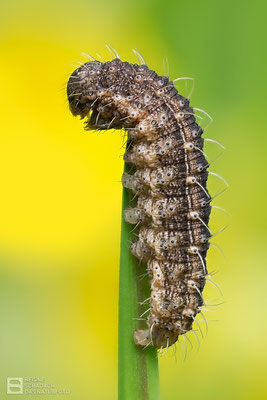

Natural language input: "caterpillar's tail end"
[134,328,179,348]
[134,329,151,347]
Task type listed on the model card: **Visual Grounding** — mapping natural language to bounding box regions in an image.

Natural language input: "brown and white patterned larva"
[67,55,213,349]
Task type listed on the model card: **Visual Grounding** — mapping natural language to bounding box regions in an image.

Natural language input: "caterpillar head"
[67,59,132,130]
[67,61,102,118]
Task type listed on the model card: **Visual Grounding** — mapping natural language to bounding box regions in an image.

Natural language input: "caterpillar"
[67,51,215,350]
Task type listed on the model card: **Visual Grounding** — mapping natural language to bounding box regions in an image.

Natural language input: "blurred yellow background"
[0,0,266,399]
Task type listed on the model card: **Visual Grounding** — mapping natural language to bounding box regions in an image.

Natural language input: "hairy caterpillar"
[67,51,218,349]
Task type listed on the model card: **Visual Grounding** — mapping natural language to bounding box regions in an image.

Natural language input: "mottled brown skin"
[67,59,211,349]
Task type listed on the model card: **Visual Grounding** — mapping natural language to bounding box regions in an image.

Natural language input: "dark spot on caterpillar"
[67,56,212,349]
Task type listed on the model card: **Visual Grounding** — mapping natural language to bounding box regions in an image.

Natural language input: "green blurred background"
[0,0,266,399]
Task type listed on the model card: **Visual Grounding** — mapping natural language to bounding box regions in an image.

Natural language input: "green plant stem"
[118,165,160,400]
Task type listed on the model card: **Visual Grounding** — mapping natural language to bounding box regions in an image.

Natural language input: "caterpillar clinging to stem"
[67,52,219,350]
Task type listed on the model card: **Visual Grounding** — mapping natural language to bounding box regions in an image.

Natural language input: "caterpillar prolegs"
[67,53,216,349]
